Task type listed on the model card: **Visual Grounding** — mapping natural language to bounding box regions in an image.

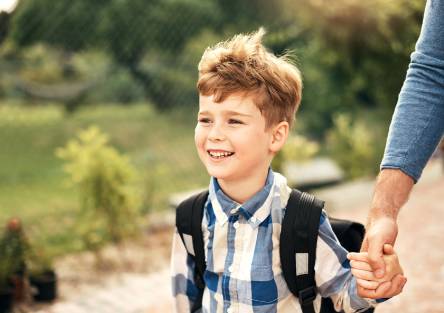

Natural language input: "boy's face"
[195,93,275,185]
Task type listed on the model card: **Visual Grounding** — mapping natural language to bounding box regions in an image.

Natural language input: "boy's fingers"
[355,278,380,290]
[374,281,392,296]
[347,252,369,262]
[357,281,392,299]
[350,260,372,271]
[357,274,407,299]
[351,268,377,281]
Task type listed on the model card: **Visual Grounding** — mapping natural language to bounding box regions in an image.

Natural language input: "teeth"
[208,151,233,158]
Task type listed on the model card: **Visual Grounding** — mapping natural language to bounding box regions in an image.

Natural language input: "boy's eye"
[228,119,243,124]
[198,118,211,124]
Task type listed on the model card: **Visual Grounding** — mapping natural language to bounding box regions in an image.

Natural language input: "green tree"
[10,0,107,51]
[0,12,10,46]
[285,0,424,137]
[100,0,219,110]
[9,0,219,110]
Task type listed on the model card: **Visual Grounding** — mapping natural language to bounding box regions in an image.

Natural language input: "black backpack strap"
[280,189,324,313]
[175,190,209,312]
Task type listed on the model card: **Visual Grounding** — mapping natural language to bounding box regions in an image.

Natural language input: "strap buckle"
[298,286,317,305]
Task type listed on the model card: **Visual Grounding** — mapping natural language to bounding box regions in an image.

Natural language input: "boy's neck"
[217,168,270,204]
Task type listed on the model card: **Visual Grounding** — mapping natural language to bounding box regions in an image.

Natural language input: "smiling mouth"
[207,150,235,159]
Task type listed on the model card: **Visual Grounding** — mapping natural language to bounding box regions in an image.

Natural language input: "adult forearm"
[369,169,414,222]
[381,0,444,182]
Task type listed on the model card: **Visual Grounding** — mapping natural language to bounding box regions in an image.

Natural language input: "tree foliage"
[326,114,384,178]
[284,0,424,136]
[5,0,425,135]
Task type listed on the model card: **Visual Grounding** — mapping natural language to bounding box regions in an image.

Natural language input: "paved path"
[18,160,444,313]
[41,270,172,313]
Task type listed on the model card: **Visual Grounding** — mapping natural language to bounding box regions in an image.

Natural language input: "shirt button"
[230,208,238,214]
[228,265,234,272]
[233,221,239,229]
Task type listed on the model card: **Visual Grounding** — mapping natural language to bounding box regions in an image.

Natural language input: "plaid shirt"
[171,170,376,313]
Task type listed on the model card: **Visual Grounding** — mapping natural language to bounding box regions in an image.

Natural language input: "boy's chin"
[205,168,230,180]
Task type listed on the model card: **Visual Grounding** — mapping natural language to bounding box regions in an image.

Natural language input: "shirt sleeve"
[314,211,378,312]
[170,228,203,313]
[381,0,444,182]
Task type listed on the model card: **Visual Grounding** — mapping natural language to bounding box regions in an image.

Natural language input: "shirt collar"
[208,168,275,228]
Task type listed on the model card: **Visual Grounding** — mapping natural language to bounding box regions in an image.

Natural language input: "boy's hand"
[347,244,406,297]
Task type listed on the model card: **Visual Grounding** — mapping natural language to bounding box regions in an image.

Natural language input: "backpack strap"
[175,190,209,312]
[280,189,324,313]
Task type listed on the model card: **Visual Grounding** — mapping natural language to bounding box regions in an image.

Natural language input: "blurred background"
[1,0,442,312]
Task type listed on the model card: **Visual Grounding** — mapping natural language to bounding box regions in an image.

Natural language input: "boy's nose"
[208,125,226,141]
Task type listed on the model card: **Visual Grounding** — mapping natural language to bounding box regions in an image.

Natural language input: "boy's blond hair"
[197,28,302,129]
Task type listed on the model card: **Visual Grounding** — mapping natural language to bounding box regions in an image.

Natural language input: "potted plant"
[0,258,14,313]
[0,218,29,310]
[28,247,57,302]
[0,218,27,313]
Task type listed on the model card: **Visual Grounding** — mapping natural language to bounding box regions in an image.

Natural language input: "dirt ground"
[14,221,174,312]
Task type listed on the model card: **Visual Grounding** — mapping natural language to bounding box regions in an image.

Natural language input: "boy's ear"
[269,121,289,153]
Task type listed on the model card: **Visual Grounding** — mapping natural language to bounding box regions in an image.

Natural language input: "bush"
[86,67,145,104]
[326,114,383,179]
[56,126,141,251]
[272,134,320,173]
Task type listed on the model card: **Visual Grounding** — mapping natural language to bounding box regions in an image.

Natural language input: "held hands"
[347,244,407,299]
[362,216,398,278]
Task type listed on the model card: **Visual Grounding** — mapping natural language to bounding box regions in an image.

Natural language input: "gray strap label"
[183,234,195,256]
[296,253,308,276]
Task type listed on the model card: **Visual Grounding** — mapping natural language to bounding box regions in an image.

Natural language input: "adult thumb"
[367,237,386,278]
[360,235,369,252]
[383,244,395,255]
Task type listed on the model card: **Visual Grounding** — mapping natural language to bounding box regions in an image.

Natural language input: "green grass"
[0,102,209,257]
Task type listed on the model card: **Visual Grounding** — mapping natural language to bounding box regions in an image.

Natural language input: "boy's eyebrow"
[198,110,253,117]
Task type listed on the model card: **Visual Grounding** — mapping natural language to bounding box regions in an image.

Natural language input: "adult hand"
[361,216,398,278]
[350,244,406,298]
[357,218,406,299]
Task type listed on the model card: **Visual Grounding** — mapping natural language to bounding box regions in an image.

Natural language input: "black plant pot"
[0,287,13,313]
[29,270,57,302]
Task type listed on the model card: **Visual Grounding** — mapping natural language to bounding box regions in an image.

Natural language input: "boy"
[171,28,403,313]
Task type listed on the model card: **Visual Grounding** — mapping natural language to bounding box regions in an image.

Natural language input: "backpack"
[175,189,374,313]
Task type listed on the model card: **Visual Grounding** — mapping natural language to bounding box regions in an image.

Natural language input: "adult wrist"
[368,168,413,223]
[366,214,398,234]
[368,202,399,221]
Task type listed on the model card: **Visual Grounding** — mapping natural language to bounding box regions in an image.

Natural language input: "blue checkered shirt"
[171,170,376,313]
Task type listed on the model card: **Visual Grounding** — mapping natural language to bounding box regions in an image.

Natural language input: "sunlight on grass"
[0,102,207,257]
